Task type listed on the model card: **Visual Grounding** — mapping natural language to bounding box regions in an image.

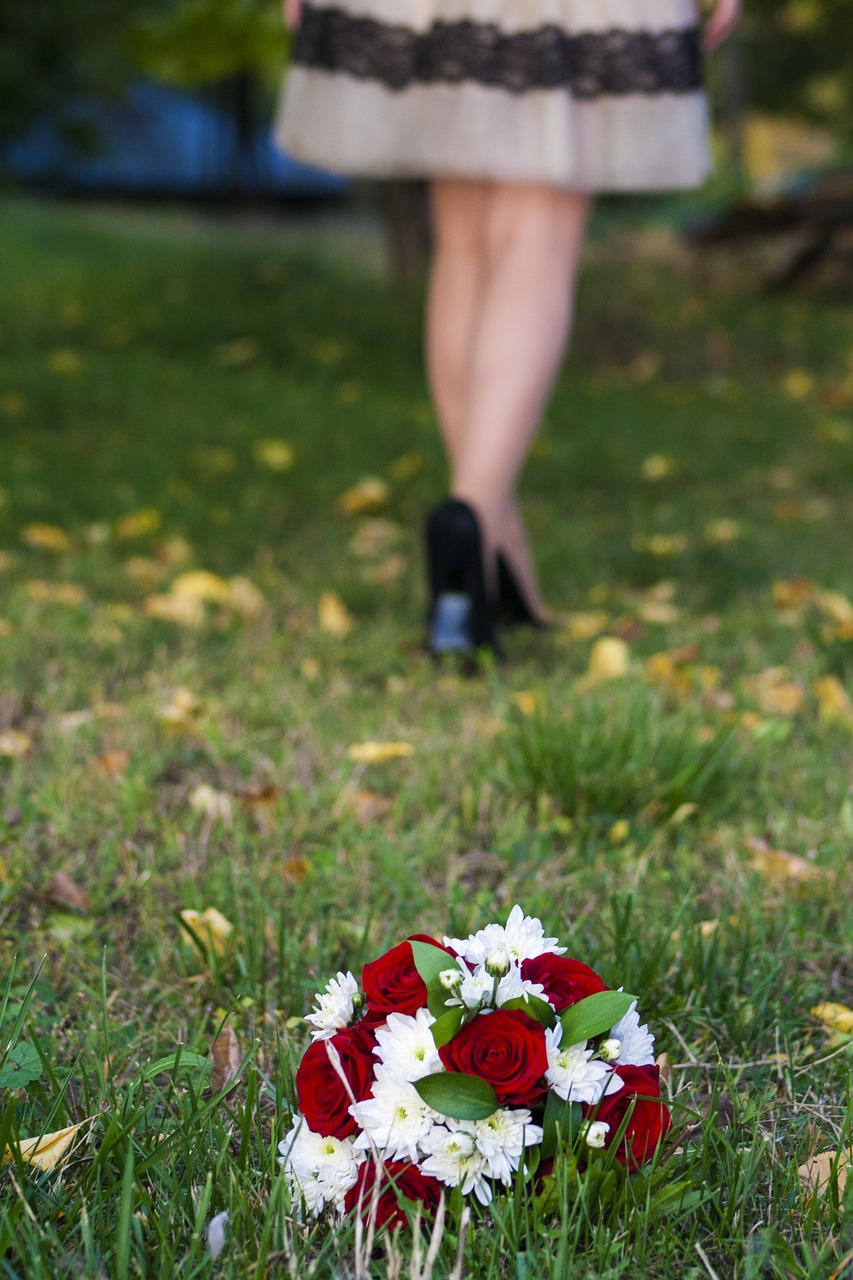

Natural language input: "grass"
[0,193,852,1278]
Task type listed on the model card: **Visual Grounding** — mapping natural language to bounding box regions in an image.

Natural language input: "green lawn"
[0,195,851,1279]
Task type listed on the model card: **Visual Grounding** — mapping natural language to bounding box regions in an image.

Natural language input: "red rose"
[296,1024,376,1139]
[362,934,452,1023]
[344,1160,442,1230]
[438,1009,548,1107]
[584,1065,671,1169]
[520,955,607,1012]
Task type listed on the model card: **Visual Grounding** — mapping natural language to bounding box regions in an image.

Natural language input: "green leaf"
[0,1042,43,1089]
[410,940,458,1018]
[500,994,556,1029]
[410,940,455,988]
[139,1051,211,1082]
[430,1008,463,1049]
[413,1071,498,1121]
[540,1092,582,1160]
[559,991,636,1046]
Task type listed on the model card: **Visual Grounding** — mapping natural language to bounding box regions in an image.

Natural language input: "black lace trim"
[294,7,702,97]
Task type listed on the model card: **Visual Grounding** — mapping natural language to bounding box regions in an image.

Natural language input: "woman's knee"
[483,185,591,268]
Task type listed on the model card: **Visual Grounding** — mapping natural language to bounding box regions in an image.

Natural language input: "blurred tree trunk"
[718,37,748,188]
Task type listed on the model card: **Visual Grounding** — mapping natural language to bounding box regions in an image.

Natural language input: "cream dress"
[276,0,710,190]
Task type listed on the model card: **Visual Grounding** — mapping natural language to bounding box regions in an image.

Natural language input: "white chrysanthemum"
[608,1001,655,1066]
[445,904,565,967]
[305,971,360,1041]
[419,1124,493,1206]
[451,960,548,1011]
[278,1118,362,1217]
[544,1025,623,1105]
[373,1008,441,1083]
[350,1065,439,1162]
[470,1108,543,1185]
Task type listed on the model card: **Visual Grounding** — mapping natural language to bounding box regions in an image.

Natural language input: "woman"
[277,0,741,654]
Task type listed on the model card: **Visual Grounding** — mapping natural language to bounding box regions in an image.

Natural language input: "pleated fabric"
[276,0,711,191]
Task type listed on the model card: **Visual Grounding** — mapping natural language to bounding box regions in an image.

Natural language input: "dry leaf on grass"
[508,691,538,716]
[211,1022,242,1092]
[641,453,676,480]
[22,523,70,553]
[46,872,90,913]
[27,581,86,605]
[585,637,630,683]
[798,1150,850,1196]
[0,730,31,758]
[158,688,203,732]
[253,439,294,472]
[337,788,394,826]
[97,750,130,778]
[746,837,826,885]
[115,509,161,539]
[144,592,204,628]
[346,741,415,765]
[235,784,278,832]
[5,1121,89,1174]
[556,611,610,643]
[179,908,234,957]
[361,553,407,584]
[810,1002,853,1035]
[170,571,233,605]
[318,591,354,638]
[189,784,232,825]
[812,676,853,724]
[704,519,743,545]
[348,518,404,558]
[283,855,309,882]
[337,477,389,516]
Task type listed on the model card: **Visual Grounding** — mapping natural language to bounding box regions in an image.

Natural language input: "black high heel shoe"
[496,553,550,631]
[425,499,499,655]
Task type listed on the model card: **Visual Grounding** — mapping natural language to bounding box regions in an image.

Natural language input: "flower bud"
[581,1120,609,1149]
[598,1037,622,1063]
[439,968,463,991]
[484,946,511,979]
[351,991,366,1015]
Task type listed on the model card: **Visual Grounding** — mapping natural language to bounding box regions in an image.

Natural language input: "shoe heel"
[425,499,497,654]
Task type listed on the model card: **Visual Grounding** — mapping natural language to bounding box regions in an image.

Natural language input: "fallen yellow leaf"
[346,741,415,764]
[389,452,423,481]
[27,580,86,605]
[97,750,130,778]
[338,788,394,827]
[814,589,853,627]
[641,453,676,481]
[300,657,321,680]
[143,593,204,627]
[586,637,630,683]
[348,519,404,558]
[0,730,31,758]
[337,477,389,516]
[637,600,681,625]
[124,557,167,591]
[22,524,70,553]
[189,784,232,825]
[609,820,630,844]
[253,439,294,472]
[179,907,234,957]
[115,509,161,540]
[749,844,825,885]
[361,553,407,584]
[557,611,610,643]
[6,1121,88,1173]
[508,691,538,716]
[797,1150,850,1196]
[704,519,743,545]
[224,576,265,618]
[772,579,812,609]
[318,591,354,638]
[782,369,814,400]
[813,676,852,724]
[170,571,232,605]
[631,532,688,557]
[810,1002,853,1035]
[158,688,203,731]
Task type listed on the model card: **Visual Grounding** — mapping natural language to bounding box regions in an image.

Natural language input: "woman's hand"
[283,0,302,29]
[702,0,742,52]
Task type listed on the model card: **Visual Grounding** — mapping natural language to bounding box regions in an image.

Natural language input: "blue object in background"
[4,78,347,197]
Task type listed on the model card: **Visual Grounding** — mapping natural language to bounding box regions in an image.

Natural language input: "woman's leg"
[450,183,591,614]
[425,178,489,468]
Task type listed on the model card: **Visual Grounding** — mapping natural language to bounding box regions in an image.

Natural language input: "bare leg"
[428,180,590,615]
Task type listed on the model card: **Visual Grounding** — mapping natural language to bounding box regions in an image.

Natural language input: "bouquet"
[279,906,671,1230]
